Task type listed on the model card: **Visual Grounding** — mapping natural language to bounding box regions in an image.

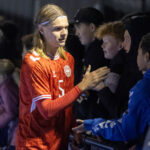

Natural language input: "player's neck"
[45,45,59,57]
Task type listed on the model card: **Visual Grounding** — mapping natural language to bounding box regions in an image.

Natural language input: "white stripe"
[30,94,52,112]
[32,96,51,102]
[32,94,52,101]
[30,55,40,62]
[32,51,39,56]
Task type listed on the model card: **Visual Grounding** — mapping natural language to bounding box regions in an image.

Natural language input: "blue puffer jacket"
[84,69,150,142]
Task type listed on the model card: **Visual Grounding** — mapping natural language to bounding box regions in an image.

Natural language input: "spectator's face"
[123,30,131,53]
[75,23,95,46]
[39,16,69,50]
[101,35,122,59]
[137,45,147,72]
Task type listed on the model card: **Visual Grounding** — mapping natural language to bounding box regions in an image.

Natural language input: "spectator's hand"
[72,119,86,134]
[92,81,105,91]
[78,66,110,92]
[104,72,120,93]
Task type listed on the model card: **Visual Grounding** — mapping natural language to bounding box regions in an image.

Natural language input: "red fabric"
[16,50,81,150]
[37,86,81,119]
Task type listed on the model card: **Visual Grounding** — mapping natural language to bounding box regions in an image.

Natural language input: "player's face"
[75,23,94,46]
[101,35,122,59]
[137,45,148,72]
[123,30,131,53]
[41,16,69,50]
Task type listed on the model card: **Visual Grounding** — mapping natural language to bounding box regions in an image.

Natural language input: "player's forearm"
[36,86,81,119]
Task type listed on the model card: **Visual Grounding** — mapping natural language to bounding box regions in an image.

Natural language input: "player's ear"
[38,25,44,35]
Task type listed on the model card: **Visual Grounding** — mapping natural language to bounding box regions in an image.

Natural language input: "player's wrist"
[77,82,87,92]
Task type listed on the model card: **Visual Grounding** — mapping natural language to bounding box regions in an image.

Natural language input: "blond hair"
[33,4,67,59]
[96,21,125,41]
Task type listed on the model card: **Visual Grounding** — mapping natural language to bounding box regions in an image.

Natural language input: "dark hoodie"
[115,13,150,116]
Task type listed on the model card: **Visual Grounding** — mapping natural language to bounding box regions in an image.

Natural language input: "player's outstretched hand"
[78,66,110,91]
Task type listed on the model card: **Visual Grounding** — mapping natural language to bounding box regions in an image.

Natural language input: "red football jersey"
[16,50,80,150]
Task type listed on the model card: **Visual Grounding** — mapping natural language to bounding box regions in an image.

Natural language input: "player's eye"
[53,27,62,31]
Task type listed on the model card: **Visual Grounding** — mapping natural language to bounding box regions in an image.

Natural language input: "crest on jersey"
[64,65,71,77]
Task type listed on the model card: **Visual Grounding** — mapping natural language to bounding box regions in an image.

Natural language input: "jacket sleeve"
[84,87,150,142]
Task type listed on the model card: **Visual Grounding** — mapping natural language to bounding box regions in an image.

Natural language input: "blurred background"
[0,0,149,36]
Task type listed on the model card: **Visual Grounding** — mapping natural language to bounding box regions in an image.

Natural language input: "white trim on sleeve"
[30,94,52,112]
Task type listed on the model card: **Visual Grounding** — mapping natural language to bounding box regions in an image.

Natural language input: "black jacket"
[74,38,109,119]
[98,49,126,119]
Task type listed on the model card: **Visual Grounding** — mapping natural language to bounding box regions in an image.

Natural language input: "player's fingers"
[85,65,91,75]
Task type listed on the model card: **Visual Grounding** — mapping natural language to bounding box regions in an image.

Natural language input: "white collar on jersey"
[48,53,60,60]
[32,51,39,56]
[32,50,60,60]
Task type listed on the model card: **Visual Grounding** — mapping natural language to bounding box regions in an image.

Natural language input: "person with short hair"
[73,7,109,119]
[93,21,126,118]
